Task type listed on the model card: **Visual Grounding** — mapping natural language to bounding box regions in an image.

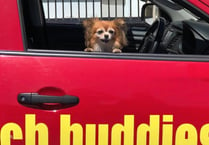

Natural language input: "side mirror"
[141,3,160,25]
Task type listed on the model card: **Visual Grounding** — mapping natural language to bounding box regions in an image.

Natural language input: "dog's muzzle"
[101,39,109,43]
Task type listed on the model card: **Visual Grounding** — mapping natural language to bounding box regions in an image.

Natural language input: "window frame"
[15,0,209,62]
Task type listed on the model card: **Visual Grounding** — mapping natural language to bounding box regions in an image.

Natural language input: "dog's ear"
[113,19,128,47]
[83,18,98,28]
[83,19,93,28]
[83,18,98,48]
[113,19,127,33]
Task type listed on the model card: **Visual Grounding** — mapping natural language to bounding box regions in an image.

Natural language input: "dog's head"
[83,18,127,46]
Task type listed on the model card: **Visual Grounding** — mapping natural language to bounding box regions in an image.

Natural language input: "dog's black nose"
[104,35,109,39]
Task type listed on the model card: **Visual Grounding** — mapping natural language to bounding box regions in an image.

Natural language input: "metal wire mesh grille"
[42,0,146,20]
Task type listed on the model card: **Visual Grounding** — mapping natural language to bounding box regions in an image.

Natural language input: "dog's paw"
[112,48,122,53]
[84,48,94,52]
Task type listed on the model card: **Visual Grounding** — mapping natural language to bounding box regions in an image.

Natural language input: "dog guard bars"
[42,0,149,20]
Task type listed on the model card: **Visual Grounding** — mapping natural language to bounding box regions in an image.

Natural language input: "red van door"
[187,0,209,14]
[1,52,209,145]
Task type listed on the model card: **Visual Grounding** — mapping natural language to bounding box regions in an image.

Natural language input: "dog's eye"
[97,30,104,34]
[109,30,114,34]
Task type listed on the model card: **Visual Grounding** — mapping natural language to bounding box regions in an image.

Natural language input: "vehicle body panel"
[188,0,209,14]
[0,1,23,51]
[1,0,209,144]
[1,54,209,144]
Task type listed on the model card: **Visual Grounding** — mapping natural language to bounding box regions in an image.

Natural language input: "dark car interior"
[20,0,150,53]
[19,0,209,55]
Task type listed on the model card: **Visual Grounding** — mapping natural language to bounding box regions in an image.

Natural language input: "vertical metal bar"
[47,0,50,19]
[123,0,124,17]
[138,0,140,17]
[93,0,95,18]
[85,0,87,18]
[130,0,132,18]
[55,0,57,19]
[108,0,110,19]
[101,0,103,18]
[78,0,80,20]
[70,0,72,18]
[62,0,64,19]
[115,0,117,18]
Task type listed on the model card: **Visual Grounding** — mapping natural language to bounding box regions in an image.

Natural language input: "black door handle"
[18,93,79,110]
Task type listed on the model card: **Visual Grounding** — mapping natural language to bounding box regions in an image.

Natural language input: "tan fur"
[83,18,128,53]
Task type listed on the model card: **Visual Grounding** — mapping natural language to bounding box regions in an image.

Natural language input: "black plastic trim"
[17,0,27,51]
[18,93,79,110]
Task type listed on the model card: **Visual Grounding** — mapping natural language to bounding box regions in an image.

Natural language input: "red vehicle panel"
[1,0,209,144]
[188,0,209,14]
[0,1,23,51]
[1,54,209,145]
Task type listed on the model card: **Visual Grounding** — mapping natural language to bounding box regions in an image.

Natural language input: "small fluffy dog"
[83,18,128,53]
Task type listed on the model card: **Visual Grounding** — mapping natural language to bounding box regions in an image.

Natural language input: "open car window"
[19,0,209,55]
[21,0,151,53]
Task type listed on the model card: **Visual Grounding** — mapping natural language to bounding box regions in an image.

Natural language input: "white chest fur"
[93,41,114,52]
